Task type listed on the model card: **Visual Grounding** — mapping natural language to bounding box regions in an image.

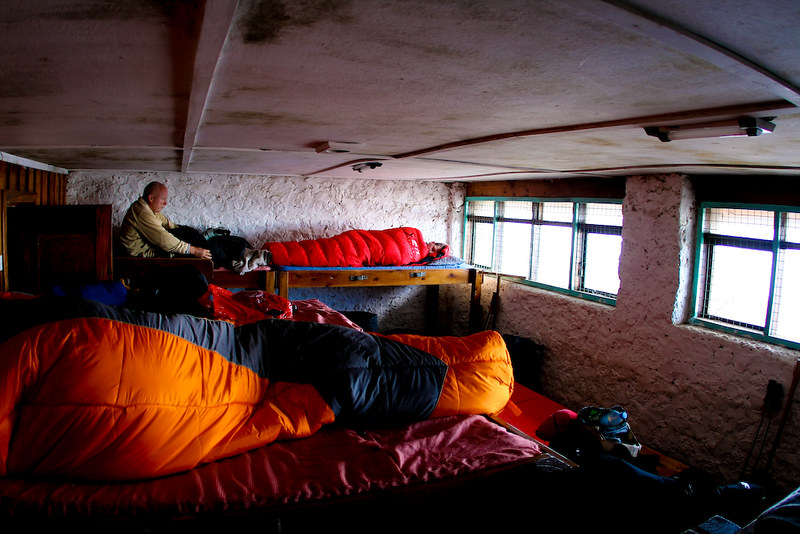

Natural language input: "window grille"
[693,204,800,347]
[464,198,622,304]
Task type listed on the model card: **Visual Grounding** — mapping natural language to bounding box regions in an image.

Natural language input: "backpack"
[207,235,251,269]
[577,405,642,460]
[169,226,252,269]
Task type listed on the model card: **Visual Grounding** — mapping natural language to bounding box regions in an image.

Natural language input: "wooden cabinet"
[6,204,112,294]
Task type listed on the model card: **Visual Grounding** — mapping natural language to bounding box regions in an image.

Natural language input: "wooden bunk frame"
[113,258,484,333]
[274,266,484,333]
[113,257,275,292]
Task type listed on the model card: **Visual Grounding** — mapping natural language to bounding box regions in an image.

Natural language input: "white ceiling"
[1,0,799,181]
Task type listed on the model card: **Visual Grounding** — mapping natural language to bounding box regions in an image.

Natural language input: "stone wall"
[67,170,800,492]
[492,174,800,492]
[67,171,469,333]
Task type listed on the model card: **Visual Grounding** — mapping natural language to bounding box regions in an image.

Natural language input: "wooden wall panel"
[691,175,800,207]
[7,204,112,294]
[465,177,626,199]
[466,175,800,207]
[1,160,68,292]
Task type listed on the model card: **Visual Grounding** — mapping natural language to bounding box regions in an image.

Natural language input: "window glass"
[694,205,800,347]
[584,233,622,295]
[542,202,573,223]
[497,221,531,277]
[465,199,622,303]
[584,203,623,226]
[533,224,572,288]
[704,245,772,328]
[772,249,800,343]
[471,200,495,217]
[502,201,533,220]
[471,222,494,268]
[786,212,800,243]
[704,208,773,240]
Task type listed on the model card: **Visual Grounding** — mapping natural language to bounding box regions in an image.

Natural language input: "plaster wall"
[492,174,800,492]
[67,170,800,493]
[67,171,470,333]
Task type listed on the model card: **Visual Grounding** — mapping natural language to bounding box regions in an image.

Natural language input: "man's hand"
[189,246,213,260]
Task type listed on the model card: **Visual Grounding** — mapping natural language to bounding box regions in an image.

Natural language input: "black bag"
[127,264,211,317]
[169,225,207,248]
[207,235,251,269]
[169,226,251,268]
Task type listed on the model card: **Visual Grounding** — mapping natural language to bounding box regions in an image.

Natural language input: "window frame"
[690,201,800,350]
[463,197,623,306]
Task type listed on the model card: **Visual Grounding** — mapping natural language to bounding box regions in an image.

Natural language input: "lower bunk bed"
[0,413,573,533]
[0,292,574,533]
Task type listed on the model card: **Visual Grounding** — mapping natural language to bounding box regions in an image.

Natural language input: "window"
[692,204,800,348]
[464,198,623,304]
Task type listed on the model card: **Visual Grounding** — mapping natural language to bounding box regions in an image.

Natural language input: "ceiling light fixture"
[644,117,776,142]
[352,161,382,172]
[315,141,363,153]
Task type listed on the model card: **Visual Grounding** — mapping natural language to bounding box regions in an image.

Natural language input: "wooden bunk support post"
[274,267,485,335]
[469,269,484,333]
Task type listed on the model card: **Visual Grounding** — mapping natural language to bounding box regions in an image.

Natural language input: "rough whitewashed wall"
[68,170,800,492]
[492,174,800,493]
[67,171,470,333]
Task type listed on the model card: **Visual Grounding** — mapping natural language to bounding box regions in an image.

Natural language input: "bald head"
[143,182,168,213]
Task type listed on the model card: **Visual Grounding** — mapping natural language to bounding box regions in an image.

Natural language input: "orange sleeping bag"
[0,296,512,481]
[381,331,515,417]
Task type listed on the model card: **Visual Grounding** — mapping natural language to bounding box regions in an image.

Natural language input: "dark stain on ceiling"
[239,0,351,44]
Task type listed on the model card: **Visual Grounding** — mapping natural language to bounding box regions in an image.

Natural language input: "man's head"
[426,242,450,258]
[143,181,168,213]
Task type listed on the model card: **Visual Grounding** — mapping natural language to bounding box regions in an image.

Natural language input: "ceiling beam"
[0,152,69,175]
[180,0,240,173]
[393,100,794,159]
[571,0,800,106]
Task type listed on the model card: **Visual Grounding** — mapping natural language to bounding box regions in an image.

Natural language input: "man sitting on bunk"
[119,181,212,260]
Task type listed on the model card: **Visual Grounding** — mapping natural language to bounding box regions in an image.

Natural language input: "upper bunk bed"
[112,227,484,332]
[272,256,484,333]
[113,257,482,331]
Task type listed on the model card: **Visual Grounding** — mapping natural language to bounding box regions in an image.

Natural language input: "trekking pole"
[763,358,800,473]
[483,273,501,331]
[740,379,783,479]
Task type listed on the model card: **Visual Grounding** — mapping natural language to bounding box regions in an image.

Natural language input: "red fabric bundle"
[199,285,293,325]
[261,227,429,267]
[535,409,578,442]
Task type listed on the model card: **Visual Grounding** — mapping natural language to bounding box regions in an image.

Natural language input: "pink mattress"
[290,298,364,330]
[0,415,547,521]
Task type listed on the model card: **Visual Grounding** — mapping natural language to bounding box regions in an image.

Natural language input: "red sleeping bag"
[261,227,429,267]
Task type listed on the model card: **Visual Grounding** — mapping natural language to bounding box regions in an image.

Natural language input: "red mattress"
[0,414,546,521]
[497,384,570,444]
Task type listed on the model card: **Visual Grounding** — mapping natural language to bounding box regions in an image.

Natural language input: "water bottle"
[599,406,627,427]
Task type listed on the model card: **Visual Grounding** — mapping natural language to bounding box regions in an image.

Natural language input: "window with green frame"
[463,198,623,304]
[692,203,800,348]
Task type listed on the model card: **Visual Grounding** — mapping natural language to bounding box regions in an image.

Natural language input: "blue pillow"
[50,281,128,306]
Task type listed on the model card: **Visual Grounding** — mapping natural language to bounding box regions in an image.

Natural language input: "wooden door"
[0,190,40,293]
[6,204,112,294]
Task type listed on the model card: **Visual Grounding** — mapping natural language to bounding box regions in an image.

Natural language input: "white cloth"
[232,248,271,274]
